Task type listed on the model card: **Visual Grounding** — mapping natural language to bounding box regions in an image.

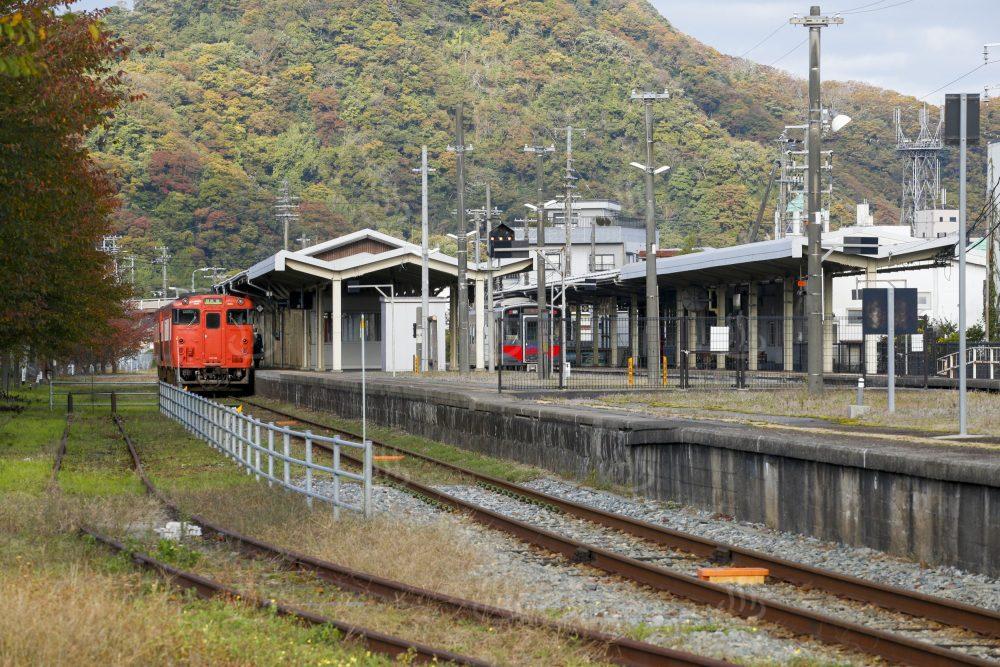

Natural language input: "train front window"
[205,312,221,329]
[172,308,199,325]
[226,309,251,325]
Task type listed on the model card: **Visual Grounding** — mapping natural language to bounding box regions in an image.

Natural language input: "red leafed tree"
[308,87,345,146]
[148,148,201,195]
[0,0,133,381]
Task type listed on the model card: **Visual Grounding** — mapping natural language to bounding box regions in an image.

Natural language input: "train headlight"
[242,338,247,344]
[178,338,184,345]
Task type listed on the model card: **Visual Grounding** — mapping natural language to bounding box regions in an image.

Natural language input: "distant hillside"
[94,0,995,291]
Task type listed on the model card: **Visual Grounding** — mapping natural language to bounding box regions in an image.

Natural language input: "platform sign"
[709,326,729,352]
[862,288,918,335]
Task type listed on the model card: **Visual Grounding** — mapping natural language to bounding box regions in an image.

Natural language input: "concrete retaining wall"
[258,371,1000,576]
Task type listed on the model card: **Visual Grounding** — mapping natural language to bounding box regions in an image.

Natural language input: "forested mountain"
[95,0,997,293]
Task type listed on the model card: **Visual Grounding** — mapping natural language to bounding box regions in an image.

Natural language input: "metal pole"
[361,314,368,442]
[642,98,660,382]
[390,285,396,378]
[887,285,895,413]
[414,146,434,373]
[806,10,823,395]
[524,143,554,378]
[486,184,496,373]
[959,93,968,435]
[454,105,470,375]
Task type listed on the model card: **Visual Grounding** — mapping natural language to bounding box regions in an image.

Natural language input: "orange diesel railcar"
[155,294,256,393]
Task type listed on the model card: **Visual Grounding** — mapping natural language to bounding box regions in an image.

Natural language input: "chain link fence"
[497,314,1000,392]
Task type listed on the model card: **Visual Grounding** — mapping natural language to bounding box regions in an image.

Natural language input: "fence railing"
[497,313,1000,392]
[158,382,372,517]
[50,378,158,410]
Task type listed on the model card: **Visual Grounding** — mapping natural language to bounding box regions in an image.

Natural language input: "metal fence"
[50,378,159,410]
[498,313,1000,392]
[158,382,373,517]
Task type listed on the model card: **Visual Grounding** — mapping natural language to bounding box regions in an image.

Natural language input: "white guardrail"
[158,382,372,517]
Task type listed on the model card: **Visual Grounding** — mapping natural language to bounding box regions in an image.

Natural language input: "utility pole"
[411,146,436,372]
[275,179,300,252]
[988,141,1000,340]
[484,184,499,373]
[154,245,171,297]
[631,90,670,381]
[447,105,473,374]
[295,234,311,249]
[791,6,842,395]
[524,142,555,379]
[556,126,585,278]
[126,255,136,285]
[959,94,969,435]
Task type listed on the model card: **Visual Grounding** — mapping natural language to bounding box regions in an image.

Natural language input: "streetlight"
[346,283,396,377]
[191,266,225,292]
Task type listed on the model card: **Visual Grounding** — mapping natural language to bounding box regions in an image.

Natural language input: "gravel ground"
[522,476,1000,614]
[311,478,870,665]
[437,483,1000,662]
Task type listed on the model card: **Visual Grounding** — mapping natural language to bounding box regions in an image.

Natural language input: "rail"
[158,382,372,517]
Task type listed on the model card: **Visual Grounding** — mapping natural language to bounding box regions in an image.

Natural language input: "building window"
[847,309,862,324]
[594,254,615,271]
[341,312,381,342]
[949,216,957,222]
[918,292,931,311]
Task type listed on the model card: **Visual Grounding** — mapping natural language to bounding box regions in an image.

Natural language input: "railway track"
[112,414,730,667]
[53,414,482,667]
[239,398,1000,667]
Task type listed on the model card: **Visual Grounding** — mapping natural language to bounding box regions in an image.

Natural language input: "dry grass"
[148,533,608,666]
[590,387,1000,439]
[174,483,521,608]
[0,563,182,666]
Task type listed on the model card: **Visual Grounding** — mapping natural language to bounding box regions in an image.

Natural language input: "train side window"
[172,309,200,326]
[226,309,251,325]
[205,312,221,329]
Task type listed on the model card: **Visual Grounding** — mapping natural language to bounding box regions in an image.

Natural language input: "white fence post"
[158,383,371,516]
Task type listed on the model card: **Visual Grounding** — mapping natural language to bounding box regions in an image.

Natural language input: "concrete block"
[848,404,872,419]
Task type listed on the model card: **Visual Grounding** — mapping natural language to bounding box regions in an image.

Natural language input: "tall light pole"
[631,90,670,380]
[524,142,555,379]
[791,6,842,394]
[411,145,436,372]
[448,105,473,374]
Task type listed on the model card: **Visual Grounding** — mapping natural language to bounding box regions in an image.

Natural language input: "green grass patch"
[0,458,50,494]
[247,396,543,484]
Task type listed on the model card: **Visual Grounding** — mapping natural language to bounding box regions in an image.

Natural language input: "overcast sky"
[651,0,999,103]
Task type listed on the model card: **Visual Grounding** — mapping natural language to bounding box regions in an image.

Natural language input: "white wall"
[380,296,448,372]
[831,260,987,325]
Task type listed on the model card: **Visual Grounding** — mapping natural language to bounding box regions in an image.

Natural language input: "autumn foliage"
[0,0,132,365]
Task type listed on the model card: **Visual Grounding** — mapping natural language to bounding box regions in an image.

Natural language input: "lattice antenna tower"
[274,178,301,251]
[894,105,943,230]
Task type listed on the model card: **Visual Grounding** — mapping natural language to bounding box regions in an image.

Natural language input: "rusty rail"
[81,527,489,666]
[240,400,999,667]
[112,414,732,667]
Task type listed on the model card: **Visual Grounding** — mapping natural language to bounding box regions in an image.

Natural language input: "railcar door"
[522,315,538,364]
[202,309,224,365]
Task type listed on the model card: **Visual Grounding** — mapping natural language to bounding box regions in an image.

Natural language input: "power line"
[833,0,892,12]
[768,37,808,67]
[921,59,999,100]
[739,22,787,58]
[840,0,917,15]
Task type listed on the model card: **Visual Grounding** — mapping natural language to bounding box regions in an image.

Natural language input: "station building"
[217,229,530,372]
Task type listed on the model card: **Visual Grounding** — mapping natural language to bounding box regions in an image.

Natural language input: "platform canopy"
[218,228,531,299]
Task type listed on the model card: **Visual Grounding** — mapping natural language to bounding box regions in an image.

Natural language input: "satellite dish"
[831,114,852,133]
